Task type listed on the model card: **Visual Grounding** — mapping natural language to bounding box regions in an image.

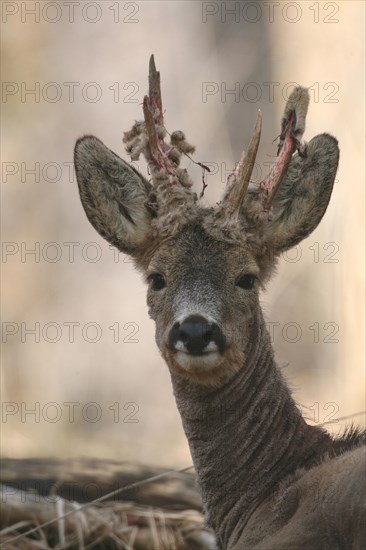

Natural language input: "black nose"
[168,315,226,355]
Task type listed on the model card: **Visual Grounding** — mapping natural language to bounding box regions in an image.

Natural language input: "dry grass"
[0,459,216,550]
[0,486,215,550]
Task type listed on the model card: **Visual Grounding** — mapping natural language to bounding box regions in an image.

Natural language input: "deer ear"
[74,135,152,254]
[265,133,339,254]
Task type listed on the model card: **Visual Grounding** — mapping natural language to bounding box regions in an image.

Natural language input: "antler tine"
[143,55,176,180]
[148,54,163,126]
[124,55,195,193]
[223,110,262,218]
[260,87,309,212]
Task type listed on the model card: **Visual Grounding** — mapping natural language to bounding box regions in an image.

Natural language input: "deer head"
[74,56,339,387]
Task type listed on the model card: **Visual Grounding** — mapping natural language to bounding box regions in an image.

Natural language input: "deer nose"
[168,315,226,355]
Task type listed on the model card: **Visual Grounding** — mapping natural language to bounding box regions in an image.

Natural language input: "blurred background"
[2,1,365,468]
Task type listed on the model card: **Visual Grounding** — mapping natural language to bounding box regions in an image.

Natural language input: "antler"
[123,58,310,237]
[222,110,262,219]
[260,86,309,212]
[123,55,195,189]
[122,56,199,235]
[219,86,309,224]
[142,56,177,181]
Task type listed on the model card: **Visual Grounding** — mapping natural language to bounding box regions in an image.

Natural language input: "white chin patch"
[174,351,221,372]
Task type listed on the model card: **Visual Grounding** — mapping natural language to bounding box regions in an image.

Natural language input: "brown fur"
[74,58,365,549]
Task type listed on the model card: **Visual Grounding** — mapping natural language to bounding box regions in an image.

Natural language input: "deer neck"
[170,310,331,547]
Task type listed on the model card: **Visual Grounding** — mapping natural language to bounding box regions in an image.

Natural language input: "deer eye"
[236,274,257,290]
[147,273,166,291]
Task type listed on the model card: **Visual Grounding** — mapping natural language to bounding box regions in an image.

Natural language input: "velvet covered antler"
[221,87,310,223]
[123,55,195,190]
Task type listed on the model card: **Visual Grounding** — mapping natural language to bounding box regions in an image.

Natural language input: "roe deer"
[74,56,365,549]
